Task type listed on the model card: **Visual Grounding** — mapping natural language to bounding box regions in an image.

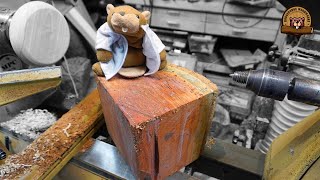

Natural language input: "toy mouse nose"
[119,12,125,16]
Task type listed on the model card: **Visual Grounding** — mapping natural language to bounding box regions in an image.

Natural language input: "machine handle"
[267,44,281,62]
[167,10,180,16]
[232,28,248,34]
[234,18,250,23]
[167,21,180,26]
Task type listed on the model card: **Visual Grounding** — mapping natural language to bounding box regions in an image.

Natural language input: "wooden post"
[96,64,218,179]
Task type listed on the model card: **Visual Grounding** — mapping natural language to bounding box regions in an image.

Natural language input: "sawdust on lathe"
[205,136,215,149]
[0,109,57,140]
[0,157,31,178]
[0,90,102,179]
[79,138,95,153]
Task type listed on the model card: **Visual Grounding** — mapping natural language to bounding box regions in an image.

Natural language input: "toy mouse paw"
[159,50,167,70]
[92,62,105,76]
[96,49,113,62]
[159,60,167,70]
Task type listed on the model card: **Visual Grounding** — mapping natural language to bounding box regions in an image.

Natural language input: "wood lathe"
[0,63,266,180]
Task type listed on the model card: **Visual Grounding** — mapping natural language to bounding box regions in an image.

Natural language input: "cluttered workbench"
[0,0,320,179]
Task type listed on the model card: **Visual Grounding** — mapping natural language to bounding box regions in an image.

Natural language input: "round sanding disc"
[9,1,70,66]
[118,66,147,78]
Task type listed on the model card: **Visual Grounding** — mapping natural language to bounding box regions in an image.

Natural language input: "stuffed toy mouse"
[92,4,167,79]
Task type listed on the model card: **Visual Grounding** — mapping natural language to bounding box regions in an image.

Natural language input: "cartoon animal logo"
[290,17,304,29]
[281,7,313,35]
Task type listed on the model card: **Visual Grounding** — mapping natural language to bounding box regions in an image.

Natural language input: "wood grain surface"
[97,64,218,179]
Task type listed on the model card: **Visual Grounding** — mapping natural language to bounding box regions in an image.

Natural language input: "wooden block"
[96,64,218,179]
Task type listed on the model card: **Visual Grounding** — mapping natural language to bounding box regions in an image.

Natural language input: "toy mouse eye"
[136,15,139,19]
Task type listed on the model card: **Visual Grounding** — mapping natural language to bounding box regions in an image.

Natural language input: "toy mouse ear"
[141,11,151,21]
[106,4,115,15]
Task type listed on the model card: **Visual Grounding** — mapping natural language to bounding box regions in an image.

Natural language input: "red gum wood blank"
[96,64,218,180]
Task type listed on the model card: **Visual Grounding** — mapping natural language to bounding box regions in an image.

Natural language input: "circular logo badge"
[281,6,313,35]
[0,54,23,72]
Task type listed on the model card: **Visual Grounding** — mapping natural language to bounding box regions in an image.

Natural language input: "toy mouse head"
[106,4,150,37]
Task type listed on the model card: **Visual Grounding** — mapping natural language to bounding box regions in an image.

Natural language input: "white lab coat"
[95,23,165,80]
